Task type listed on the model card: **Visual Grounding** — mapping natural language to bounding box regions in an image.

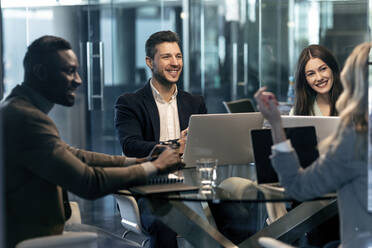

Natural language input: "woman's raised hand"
[254,87,281,126]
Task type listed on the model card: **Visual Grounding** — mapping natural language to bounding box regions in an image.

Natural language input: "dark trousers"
[137,198,178,248]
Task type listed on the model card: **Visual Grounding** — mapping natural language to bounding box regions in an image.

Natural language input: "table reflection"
[118,164,336,203]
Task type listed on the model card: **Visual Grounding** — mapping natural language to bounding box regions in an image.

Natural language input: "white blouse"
[289,100,323,116]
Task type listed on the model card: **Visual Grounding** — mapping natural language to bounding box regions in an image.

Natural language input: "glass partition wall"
[1,0,371,238]
[1,0,183,154]
[1,0,370,149]
[187,0,369,112]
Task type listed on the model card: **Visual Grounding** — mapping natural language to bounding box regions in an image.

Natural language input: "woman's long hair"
[320,42,370,157]
[336,43,370,132]
[293,45,343,116]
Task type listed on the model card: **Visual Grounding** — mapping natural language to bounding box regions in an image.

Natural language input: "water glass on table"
[196,158,218,194]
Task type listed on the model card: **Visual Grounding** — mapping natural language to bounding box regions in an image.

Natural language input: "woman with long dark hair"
[290,44,343,116]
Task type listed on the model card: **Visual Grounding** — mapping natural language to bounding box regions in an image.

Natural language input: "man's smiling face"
[147,42,183,86]
[46,49,82,106]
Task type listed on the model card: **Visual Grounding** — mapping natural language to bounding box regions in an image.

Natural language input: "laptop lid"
[281,116,340,142]
[183,113,264,166]
[251,126,319,184]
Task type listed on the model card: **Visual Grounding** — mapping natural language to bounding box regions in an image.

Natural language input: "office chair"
[219,177,285,224]
[217,177,287,241]
[222,98,256,113]
[212,177,267,243]
[113,193,150,247]
[66,201,82,225]
[15,232,98,248]
[113,193,193,248]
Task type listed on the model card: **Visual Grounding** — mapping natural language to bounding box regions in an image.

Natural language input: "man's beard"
[152,70,179,87]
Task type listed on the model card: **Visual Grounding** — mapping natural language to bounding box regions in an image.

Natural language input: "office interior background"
[0,0,371,246]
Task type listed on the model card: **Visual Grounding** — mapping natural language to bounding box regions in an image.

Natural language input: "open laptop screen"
[251,126,319,184]
[183,113,264,166]
[281,116,340,142]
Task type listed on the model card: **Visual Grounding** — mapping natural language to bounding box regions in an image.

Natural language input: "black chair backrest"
[223,98,256,113]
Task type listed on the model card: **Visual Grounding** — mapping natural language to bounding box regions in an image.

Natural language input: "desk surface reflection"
[118,164,335,203]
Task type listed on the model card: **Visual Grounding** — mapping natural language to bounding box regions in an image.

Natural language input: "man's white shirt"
[150,80,181,142]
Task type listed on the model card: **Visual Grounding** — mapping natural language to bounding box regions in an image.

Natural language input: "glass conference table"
[117,164,337,248]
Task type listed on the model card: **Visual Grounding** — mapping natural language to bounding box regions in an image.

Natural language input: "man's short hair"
[23,35,72,77]
[145,30,181,59]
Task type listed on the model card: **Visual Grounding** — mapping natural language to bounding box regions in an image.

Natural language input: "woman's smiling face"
[305,57,334,95]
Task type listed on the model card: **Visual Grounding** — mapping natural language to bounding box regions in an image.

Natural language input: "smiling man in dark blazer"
[115,30,207,158]
[114,31,207,248]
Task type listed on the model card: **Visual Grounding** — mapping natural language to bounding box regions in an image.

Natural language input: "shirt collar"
[21,83,54,114]
[150,78,178,103]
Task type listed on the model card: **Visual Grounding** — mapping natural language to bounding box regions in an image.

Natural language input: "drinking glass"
[196,158,218,194]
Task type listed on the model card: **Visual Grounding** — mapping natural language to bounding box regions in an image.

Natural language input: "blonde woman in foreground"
[254,42,372,247]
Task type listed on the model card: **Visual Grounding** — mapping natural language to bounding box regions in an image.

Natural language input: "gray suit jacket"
[271,126,372,247]
[2,85,148,247]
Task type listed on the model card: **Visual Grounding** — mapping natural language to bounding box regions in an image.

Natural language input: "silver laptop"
[281,116,340,142]
[183,113,264,167]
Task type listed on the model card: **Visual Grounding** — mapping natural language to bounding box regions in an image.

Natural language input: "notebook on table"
[281,116,340,142]
[129,183,199,195]
[129,174,199,195]
[183,112,264,167]
[251,126,319,191]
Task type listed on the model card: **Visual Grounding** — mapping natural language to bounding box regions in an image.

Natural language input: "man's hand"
[147,144,168,161]
[177,128,188,155]
[136,157,150,163]
[152,148,185,174]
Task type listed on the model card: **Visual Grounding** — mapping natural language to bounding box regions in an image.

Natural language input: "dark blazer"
[115,81,207,157]
[2,85,148,248]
